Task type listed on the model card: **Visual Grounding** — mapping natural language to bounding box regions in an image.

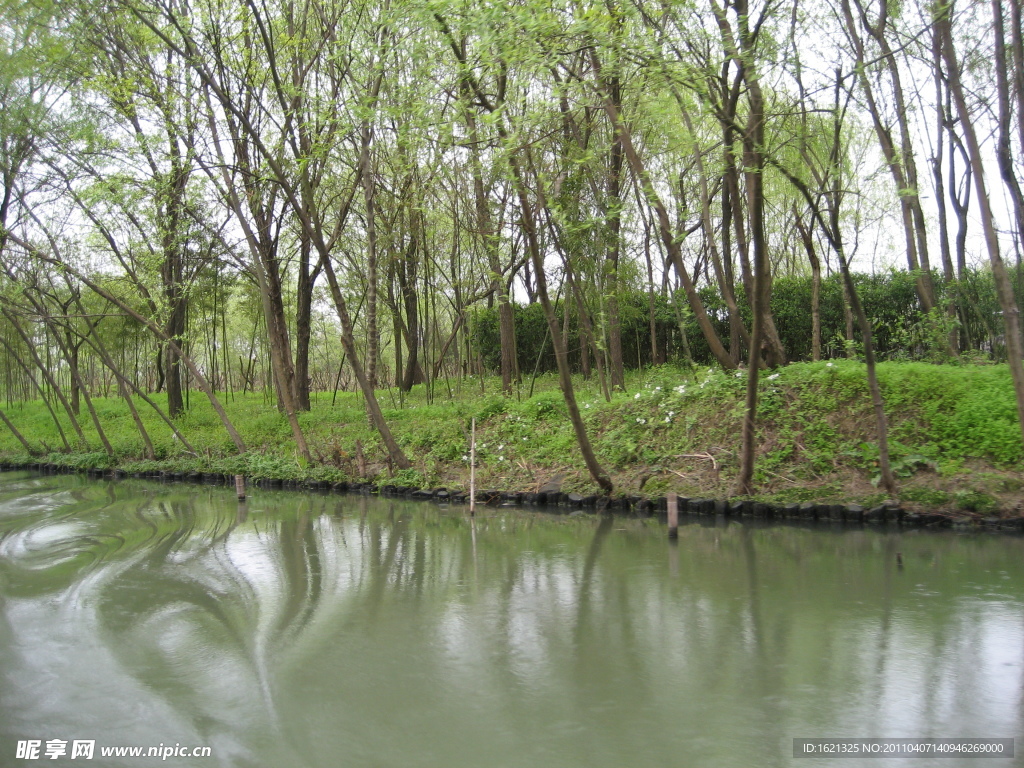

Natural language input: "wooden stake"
[469,417,476,517]
[235,474,246,501]
[355,439,366,479]
[667,492,678,539]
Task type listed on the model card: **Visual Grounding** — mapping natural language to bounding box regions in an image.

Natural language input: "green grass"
[1,361,1022,513]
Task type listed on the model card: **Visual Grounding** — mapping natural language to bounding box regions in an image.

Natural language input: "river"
[0,471,1020,766]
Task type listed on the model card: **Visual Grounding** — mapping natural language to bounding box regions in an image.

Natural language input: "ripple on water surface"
[1,471,1023,768]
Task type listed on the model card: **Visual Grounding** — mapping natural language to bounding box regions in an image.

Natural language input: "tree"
[936,0,1024,449]
[837,0,938,311]
[435,9,614,493]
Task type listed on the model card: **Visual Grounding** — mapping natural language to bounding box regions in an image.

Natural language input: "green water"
[0,472,1021,767]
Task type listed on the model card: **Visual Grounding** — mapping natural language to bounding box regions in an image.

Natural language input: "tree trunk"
[512,158,613,493]
[293,230,314,411]
[930,25,960,352]
[722,123,786,366]
[162,240,186,419]
[678,96,752,358]
[161,133,189,419]
[398,230,425,392]
[709,0,783,493]
[254,238,311,463]
[0,408,35,455]
[840,0,938,315]
[992,0,1024,265]
[360,135,379,391]
[605,72,626,391]
[794,211,822,361]
[67,335,81,416]
[1010,0,1024,156]
[720,0,771,494]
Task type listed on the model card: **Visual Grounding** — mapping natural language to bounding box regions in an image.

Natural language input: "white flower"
[498,456,505,462]
[667,411,675,418]
[663,416,672,423]
[735,370,744,378]
[462,454,469,461]
[826,362,834,368]
[767,373,780,381]
[654,386,661,391]
[636,417,647,425]
[634,392,641,400]
[674,385,686,394]
[497,444,505,451]
[584,403,590,409]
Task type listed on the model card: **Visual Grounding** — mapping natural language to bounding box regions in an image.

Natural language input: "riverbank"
[1,360,1021,517]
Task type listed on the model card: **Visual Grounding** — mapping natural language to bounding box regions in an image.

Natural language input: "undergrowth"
[0,361,1021,513]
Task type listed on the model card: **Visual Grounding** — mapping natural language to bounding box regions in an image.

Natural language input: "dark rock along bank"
[3,459,1022,532]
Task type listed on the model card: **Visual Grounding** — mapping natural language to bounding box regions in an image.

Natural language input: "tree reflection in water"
[1,471,1022,768]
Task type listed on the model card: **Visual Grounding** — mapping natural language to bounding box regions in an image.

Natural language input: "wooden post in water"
[355,439,367,479]
[469,418,476,517]
[235,474,246,501]
[667,492,679,539]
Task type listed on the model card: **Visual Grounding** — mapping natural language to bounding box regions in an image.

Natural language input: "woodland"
[1,0,1024,501]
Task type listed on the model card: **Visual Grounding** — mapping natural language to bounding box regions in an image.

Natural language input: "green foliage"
[522,391,566,420]
[848,441,938,488]
[879,363,1023,465]
[407,419,466,462]
[953,490,997,514]
[238,452,299,480]
[388,468,426,488]
[472,293,679,375]
[0,362,1020,514]
[44,451,115,470]
[471,266,1024,376]
[886,307,960,364]
[474,395,508,420]
[899,487,950,506]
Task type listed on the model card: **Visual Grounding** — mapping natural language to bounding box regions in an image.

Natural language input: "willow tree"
[434,9,614,494]
[766,67,899,494]
[123,0,417,468]
[708,0,775,495]
[836,0,939,319]
[936,0,1024,449]
[461,96,520,395]
[66,10,209,417]
[590,52,737,372]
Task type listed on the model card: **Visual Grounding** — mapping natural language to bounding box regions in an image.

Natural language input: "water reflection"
[0,472,1021,767]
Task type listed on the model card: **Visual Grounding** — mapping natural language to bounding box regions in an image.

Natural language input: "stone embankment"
[3,460,1020,532]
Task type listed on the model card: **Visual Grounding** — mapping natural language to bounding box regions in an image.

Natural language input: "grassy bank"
[1,360,1022,515]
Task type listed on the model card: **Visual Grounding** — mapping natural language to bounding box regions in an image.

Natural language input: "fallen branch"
[675,452,718,471]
